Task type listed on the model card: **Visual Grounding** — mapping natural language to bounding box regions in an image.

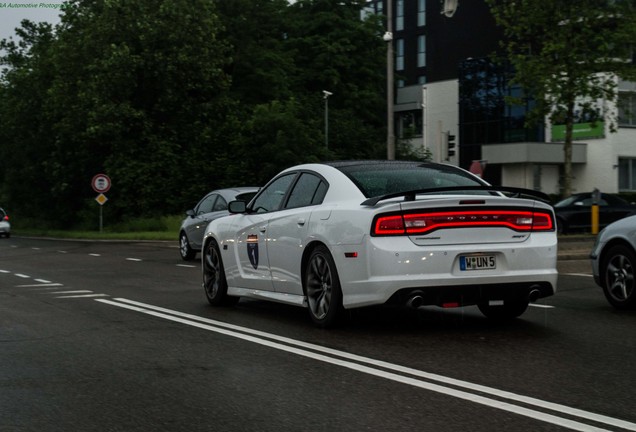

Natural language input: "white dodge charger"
[201,160,557,327]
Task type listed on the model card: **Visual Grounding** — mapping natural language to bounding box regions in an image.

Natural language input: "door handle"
[259,226,267,233]
[297,218,306,226]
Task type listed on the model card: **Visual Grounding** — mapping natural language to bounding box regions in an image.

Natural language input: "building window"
[619,158,636,191]
[396,39,404,71]
[396,0,404,31]
[417,0,426,26]
[398,112,423,138]
[618,92,636,127]
[418,75,427,84]
[417,35,426,67]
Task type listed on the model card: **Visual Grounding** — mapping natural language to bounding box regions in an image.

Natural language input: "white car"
[590,215,636,309]
[0,208,10,238]
[201,161,558,327]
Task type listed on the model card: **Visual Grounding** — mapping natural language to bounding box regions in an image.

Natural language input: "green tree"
[0,21,56,224]
[0,0,234,226]
[283,0,386,160]
[1,0,389,229]
[487,0,636,197]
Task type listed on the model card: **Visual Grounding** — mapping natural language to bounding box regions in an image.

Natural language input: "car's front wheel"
[179,232,196,261]
[203,240,239,306]
[304,245,343,328]
[601,245,636,309]
[478,299,529,320]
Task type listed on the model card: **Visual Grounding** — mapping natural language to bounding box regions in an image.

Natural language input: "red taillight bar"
[373,210,554,236]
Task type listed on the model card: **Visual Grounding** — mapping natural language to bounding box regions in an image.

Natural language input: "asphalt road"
[1,237,634,432]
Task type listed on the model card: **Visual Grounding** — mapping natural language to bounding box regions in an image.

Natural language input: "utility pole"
[384,0,395,160]
[323,90,332,149]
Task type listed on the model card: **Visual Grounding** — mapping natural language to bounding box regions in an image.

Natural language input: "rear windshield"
[336,163,487,198]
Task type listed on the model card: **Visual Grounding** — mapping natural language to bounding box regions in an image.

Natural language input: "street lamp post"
[384,0,395,160]
[323,90,332,149]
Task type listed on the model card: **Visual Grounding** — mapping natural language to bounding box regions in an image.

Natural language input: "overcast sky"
[1,2,63,43]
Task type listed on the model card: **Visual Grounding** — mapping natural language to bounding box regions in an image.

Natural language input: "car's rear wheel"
[601,245,636,309]
[179,232,196,261]
[478,299,529,320]
[203,240,239,306]
[304,245,343,328]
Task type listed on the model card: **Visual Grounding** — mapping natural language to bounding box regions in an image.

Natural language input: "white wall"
[420,80,459,163]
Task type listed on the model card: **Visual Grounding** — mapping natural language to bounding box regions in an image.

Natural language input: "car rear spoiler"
[361,186,551,206]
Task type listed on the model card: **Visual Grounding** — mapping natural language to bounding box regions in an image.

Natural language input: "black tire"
[556,218,567,235]
[601,245,636,309]
[478,299,529,320]
[304,245,343,328]
[203,240,239,306]
[179,232,196,261]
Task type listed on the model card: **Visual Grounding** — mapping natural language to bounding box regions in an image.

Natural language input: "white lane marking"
[32,287,68,290]
[49,290,93,294]
[58,250,68,254]
[529,304,555,309]
[0,269,10,273]
[35,279,52,283]
[125,258,142,262]
[17,283,63,288]
[97,298,635,432]
[57,294,109,299]
[14,274,30,278]
[89,253,101,257]
[176,264,197,268]
[31,248,40,251]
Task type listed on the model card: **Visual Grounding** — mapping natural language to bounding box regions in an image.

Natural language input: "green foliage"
[486,0,636,197]
[0,0,387,229]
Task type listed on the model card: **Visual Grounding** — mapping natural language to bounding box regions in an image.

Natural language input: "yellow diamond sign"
[95,193,108,205]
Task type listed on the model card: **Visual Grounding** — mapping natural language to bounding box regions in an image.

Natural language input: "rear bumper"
[386,281,555,308]
[332,233,558,309]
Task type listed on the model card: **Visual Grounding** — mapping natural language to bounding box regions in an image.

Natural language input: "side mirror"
[186,209,195,217]
[228,200,247,214]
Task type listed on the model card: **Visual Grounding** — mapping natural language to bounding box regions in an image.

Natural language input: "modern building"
[365,0,636,196]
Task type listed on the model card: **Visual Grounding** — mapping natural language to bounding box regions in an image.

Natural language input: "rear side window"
[196,194,218,214]
[213,196,228,212]
[286,173,328,209]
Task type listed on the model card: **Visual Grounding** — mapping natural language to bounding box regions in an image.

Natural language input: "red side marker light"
[344,252,358,258]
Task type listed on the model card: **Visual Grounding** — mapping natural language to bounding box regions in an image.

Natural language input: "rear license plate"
[460,255,496,271]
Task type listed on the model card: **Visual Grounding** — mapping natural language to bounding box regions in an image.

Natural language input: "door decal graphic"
[247,234,259,269]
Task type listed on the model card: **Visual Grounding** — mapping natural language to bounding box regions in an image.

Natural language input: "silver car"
[179,187,258,261]
[591,214,636,309]
[0,208,10,238]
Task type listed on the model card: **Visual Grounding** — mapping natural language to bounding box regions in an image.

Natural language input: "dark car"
[179,187,259,261]
[554,192,636,234]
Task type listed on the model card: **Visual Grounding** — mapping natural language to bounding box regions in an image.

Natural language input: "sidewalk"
[557,235,595,274]
[558,235,595,261]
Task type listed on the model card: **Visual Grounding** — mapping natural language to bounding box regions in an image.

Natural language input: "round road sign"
[92,174,111,193]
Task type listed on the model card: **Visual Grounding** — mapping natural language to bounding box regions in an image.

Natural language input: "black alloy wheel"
[304,245,343,328]
[602,245,636,309]
[203,240,238,306]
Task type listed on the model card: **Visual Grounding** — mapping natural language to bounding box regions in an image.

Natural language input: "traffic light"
[447,132,456,158]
